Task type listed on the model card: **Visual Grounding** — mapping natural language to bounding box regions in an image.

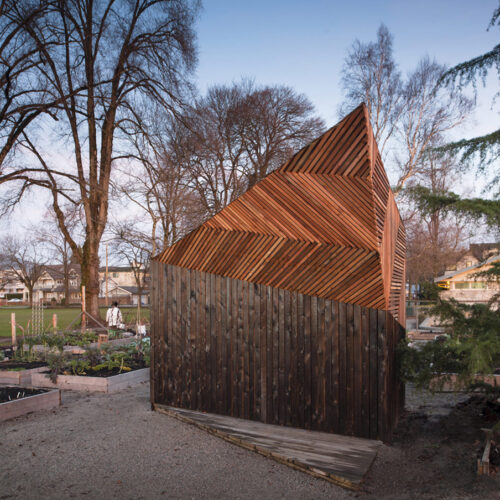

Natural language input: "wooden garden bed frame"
[0,389,60,422]
[0,366,49,387]
[31,367,149,393]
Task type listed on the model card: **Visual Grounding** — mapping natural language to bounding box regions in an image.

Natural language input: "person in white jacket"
[106,302,123,332]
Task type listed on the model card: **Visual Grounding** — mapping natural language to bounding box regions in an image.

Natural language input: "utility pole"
[105,243,109,306]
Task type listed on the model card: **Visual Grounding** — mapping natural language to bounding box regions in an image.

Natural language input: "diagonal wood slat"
[156,103,405,324]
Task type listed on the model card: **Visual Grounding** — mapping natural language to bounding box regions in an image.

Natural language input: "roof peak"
[278,103,374,178]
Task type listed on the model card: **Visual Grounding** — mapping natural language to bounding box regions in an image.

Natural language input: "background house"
[435,253,500,304]
[0,269,29,303]
[99,265,149,305]
[33,264,81,304]
[446,242,499,272]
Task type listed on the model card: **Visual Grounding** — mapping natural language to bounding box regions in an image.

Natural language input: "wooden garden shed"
[150,104,406,441]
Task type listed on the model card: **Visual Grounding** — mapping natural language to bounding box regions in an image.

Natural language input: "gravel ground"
[1,383,498,499]
[404,384,470,416]
[0,383,352,500]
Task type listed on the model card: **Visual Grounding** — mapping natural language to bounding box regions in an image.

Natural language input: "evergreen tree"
[436,5,499,186]
[399,6,500,418]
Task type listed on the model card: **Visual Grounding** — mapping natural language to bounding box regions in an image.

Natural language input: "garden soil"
[1,383,499,499]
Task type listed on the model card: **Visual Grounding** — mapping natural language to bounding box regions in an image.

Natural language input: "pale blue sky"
[3,1,498,238]
[194,0,499,134]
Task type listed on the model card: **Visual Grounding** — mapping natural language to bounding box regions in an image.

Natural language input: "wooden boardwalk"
[155,404,382,490]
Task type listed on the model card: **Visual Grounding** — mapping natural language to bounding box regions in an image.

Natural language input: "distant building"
[33,264,81,304]
[435,253,500,304]
[99,265,149,305]
[446,242,500,272]
[0,269,29,302]
[102,284,149,305]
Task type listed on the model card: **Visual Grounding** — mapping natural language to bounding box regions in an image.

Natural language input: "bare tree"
[1,236,47,305]
[394,57,473,193]
[0,1,61,173]
[115,81,324,253]
[1,0,199,320]
[185,84,248,216]
[340,24,404,157]
[34,212,81,306]
[117,106,205,254]
[238,84,325,187]
[184,81,325,215]
[403,147,470,288]
[110,221,152,320]
[339,26,473,193]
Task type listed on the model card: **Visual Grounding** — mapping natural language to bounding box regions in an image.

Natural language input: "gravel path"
[0,384,352,500]
[405,384,470,417]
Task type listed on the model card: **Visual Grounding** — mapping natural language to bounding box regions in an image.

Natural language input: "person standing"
[106,301,123,334]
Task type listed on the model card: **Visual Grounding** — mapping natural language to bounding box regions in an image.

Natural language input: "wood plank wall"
[151,262,405,442]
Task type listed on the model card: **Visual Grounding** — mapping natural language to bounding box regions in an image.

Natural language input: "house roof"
[105,284,147,296]
[155,104,405,321]
[99,266,134,273]
[469,243,500,260]
[119,286,148,295]
[51,285,81,293]
[43,264,81,280]
[435,254,500,282]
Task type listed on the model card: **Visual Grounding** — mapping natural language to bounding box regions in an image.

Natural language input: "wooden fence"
[151,261,405,441]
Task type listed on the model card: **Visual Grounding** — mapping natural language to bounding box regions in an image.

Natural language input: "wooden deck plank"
[155,404,382,491]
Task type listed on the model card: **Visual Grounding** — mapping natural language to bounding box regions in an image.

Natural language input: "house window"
[113,272,118,278]
[455,282,470,289]
[470,282,486,289]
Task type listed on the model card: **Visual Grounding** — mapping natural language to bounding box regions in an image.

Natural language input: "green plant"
[14,339,29,362]
[417,281,441,301]
[62,331,98,347]
[398,336,464,390]
[48,352,66,383]
[123,339,150,367]
[24,336,37,362]
[68,359,90,375]
[85,347,101,368]
[399,298,500,391]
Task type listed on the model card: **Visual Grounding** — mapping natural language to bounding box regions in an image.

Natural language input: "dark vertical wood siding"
[151,262,405,441]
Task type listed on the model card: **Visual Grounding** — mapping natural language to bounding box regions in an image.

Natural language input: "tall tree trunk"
[80,239,101,324]
[63,274,70,306]
[63,260,69,306]
[27,284,33,307]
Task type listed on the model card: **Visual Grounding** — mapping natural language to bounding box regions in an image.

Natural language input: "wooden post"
[52,313,58,331]
[81,285,86,331]
[478,428,492,475]
[11,312,16,349]
[98,333,109,347]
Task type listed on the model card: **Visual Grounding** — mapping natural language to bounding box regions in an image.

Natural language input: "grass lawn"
[0,306,150,338]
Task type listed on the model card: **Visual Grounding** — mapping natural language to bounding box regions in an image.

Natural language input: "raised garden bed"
[0,387,60,422]
[0,361,49,386]
[24,335,137,354]
[31,367,149,393]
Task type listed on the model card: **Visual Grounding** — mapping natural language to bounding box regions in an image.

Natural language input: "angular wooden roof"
[156,104,405,322]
